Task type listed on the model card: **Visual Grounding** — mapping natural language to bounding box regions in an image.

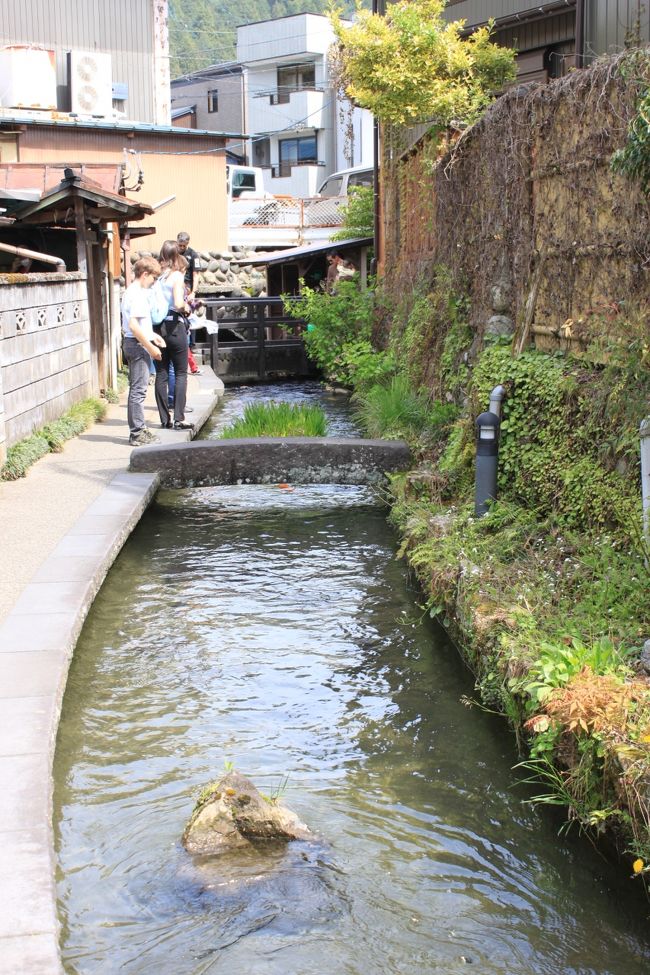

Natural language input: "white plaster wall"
[238,13,336,64]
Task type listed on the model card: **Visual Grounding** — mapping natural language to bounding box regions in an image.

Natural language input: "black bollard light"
[475,410,501,517]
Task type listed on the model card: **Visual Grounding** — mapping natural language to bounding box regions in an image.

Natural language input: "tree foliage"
[610,53,650,194]
[331,185,374,240]
[330,0,516,125]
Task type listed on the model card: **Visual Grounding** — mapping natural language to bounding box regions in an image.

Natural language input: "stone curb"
[0,369,224,974]
[0,470,160,974]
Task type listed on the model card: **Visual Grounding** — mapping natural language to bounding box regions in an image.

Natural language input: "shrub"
[1,398,106,480]
[284,280,378,387]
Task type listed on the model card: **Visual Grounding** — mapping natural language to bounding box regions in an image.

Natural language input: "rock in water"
[182,771,312,855]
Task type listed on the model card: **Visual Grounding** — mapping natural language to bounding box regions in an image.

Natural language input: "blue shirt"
[121,282,154,340]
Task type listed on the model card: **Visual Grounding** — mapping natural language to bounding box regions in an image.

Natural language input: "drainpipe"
[489,384,506,419]
[641,417,650,546]
[474,385,506,516]
[0,241,66,271]
[575,0,586,68]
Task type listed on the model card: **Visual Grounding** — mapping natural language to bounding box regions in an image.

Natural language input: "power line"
[136,94,340,156]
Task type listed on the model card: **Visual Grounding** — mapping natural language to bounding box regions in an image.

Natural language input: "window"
[278,135,317,177]
[348,170,374,189]
[231,170,257,197]
[208,89,218,112]
[275,63,316,104]
[318,175,343,197]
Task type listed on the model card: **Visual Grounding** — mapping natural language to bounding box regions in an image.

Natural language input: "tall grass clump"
[1,397,107,480]
[352,374,457,442]
[219,401,328,439]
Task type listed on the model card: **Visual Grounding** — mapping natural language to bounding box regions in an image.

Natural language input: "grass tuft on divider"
[219,401,328,439]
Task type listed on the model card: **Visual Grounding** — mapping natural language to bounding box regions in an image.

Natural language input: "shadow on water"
[53,384,650,974]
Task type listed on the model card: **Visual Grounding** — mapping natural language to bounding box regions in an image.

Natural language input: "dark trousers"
[154,322,189,423]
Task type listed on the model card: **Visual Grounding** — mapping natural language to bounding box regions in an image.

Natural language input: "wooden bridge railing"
[201,296,313,384]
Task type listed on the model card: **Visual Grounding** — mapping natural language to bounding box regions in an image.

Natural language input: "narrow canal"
[53,384,650,974]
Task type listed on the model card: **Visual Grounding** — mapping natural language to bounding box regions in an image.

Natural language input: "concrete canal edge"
[128,436,413,487]
[0,470,160,974]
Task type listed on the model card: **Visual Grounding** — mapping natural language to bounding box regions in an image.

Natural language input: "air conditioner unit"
[69,50,112,117]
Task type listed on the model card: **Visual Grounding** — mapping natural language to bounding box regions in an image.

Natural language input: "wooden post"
[359,246,368,290]
[256,302,266,381]
[513,248,547,357]
[0,342,6,467]
[73,196,102,393]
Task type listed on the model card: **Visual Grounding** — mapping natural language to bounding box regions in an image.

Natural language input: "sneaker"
[129,429,160,447]
[173,421,194,430]
[140,429,161,444]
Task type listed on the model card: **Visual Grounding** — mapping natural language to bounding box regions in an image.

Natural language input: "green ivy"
[611,51,650,194]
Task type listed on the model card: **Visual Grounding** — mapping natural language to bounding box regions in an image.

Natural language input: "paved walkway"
[0,370,224,974]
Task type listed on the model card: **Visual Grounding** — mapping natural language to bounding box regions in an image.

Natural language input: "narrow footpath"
[0,370,224,974]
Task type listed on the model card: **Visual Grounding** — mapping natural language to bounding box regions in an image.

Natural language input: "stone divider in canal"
[128,437,413,488]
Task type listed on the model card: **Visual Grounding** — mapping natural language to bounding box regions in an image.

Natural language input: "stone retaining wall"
[130,437,413,488]
[131,246,266,300]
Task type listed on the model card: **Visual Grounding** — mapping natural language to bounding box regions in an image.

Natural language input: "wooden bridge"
[200,296,314,384]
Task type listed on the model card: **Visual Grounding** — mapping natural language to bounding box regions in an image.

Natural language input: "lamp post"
[475,410,501,517]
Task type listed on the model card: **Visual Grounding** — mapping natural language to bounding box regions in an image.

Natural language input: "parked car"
[315,165,374,198]
[304,166,374,228]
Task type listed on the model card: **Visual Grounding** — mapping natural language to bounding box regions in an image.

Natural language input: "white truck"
[227,164,366,249]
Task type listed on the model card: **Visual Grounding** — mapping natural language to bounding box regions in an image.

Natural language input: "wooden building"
[0,115,236,255]
[0,170,154,463]
[444,1,650,82]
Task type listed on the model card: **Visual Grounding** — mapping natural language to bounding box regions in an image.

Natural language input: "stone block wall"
[130,246,267,299]
[0,273,91,462]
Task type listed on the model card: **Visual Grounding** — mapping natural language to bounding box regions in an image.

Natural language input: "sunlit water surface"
[54,385,650,975]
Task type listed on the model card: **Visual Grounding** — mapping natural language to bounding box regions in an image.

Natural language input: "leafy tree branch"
[329,0,516,126]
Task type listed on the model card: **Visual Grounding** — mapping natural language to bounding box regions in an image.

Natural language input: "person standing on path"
[177,231,199,299]
[177,230,202,375]
[121,257,166,447]
[153,240,193,430]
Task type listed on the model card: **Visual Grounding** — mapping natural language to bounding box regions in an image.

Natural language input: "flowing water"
[54,384,650,975]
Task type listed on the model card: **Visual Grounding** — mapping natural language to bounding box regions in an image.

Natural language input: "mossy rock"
[183,770,311,856]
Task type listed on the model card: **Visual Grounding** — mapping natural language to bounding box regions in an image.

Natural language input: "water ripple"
[54,425,650,974]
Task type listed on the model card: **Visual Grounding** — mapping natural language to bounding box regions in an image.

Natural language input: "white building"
[237,13,373,198]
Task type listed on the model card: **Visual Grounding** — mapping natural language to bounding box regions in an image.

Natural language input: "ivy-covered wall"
[380,54,650,351]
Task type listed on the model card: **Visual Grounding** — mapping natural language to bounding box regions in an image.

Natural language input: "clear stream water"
[53,384,650,974]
